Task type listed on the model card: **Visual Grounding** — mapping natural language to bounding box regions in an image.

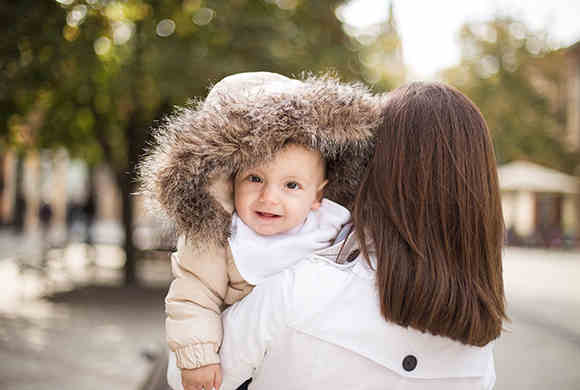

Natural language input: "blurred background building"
[500,160,579,247]
[499,42,580,246]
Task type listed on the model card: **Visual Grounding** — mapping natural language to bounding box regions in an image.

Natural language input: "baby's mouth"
[256,211,281,218]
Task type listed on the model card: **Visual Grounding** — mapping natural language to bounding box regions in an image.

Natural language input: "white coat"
[168,234,497,390]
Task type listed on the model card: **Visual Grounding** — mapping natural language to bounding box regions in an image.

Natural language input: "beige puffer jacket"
[138,72,384,369]
[166,237,252,369]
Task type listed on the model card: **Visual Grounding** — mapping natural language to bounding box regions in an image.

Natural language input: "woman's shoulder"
[285,231,375,295]
[281,253,373,322]
[286,256,496,385]
[290,249,367,287]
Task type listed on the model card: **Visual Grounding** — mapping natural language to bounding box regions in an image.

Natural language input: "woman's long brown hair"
[354,82,507,346]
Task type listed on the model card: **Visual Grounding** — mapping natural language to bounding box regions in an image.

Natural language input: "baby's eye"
[286,181,301,190]
[248,175,262,183]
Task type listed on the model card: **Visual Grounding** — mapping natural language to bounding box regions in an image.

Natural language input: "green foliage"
[1,0,362,168]
[441,16,578,174]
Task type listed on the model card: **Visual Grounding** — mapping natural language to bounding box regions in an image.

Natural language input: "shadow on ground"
[0,280,168,390]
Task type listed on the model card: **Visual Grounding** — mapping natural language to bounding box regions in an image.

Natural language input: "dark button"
[345,249,360,263]
[402,355,417,372]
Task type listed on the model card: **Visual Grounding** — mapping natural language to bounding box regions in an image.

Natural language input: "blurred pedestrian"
[39,201,53,265]
[83,193,97,266]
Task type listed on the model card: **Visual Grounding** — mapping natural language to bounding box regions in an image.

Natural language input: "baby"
[139,72,381,390]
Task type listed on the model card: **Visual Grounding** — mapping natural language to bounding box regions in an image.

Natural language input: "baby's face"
[234,144,327,236]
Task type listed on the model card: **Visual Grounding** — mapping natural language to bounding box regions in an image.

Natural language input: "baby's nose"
[259,185,279,204]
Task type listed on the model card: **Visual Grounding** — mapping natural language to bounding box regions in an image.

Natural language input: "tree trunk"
[119,109,148,285]
[0,152,6,226]
[13,153,26,233]
[120,175,137,285]
[119,18,144,286]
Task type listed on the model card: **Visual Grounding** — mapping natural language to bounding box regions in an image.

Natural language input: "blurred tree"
[358,3,405,90]
[1,0,365,285]
[336,2,404,90]
[441,16,578,173]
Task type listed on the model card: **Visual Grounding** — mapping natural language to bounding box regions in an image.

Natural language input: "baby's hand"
[181,364,222,390]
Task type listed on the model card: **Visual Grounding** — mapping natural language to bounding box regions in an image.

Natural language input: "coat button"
[402,355,417,372]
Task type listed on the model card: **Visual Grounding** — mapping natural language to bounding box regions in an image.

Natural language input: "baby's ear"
[208,172,235,215]
[311,180,328,210]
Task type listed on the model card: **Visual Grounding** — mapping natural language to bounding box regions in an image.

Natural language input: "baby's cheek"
[295,201,315,219]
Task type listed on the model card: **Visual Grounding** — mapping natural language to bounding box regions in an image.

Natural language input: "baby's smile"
[255,211,282,219]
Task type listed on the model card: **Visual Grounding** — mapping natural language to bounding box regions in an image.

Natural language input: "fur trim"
[138,73,384,246]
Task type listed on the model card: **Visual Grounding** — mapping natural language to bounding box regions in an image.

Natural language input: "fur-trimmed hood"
[138,72,384,247]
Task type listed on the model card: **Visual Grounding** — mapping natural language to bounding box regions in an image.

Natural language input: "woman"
[214,82,507,389]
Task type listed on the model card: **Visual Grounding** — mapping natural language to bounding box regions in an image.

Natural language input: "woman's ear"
[311,179,328,210]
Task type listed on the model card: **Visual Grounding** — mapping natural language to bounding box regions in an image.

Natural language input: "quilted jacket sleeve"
[165,235,229,369]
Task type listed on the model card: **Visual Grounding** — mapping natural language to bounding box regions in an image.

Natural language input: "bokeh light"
[94,36,112,56]
[192,8,215,26]
[105,2,125,21]
[113,21,134,45]
[66,4,88,27]
[156,19,176,37]
[479,55,500,78]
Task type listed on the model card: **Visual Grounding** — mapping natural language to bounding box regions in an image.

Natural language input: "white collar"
[229,199,351,284]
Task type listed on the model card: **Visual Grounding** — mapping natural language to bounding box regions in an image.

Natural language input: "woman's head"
[354,82,506,346]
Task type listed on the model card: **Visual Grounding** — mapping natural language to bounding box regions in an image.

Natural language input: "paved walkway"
[0,235,171,390]
[494,247,580,390]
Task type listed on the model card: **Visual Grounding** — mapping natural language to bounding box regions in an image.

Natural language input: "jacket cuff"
[174,343,220,369]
